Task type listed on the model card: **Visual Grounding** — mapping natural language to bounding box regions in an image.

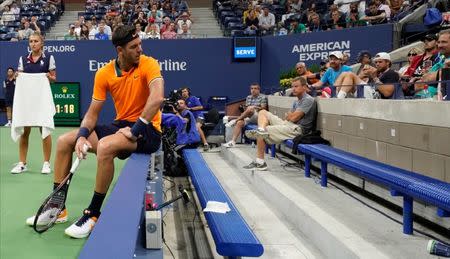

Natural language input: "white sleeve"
[49,55,56,71]
[3,81,5,88]
[18,56,23,71]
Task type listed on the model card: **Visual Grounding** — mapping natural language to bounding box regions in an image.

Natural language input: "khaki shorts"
[265,112,302,144]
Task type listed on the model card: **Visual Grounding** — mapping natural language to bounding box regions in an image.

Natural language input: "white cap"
[373,52,391,61]
[329,51,343,60]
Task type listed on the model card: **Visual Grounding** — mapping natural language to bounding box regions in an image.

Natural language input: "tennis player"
[26,25,164,238]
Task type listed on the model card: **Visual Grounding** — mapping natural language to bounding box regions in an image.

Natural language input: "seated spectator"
[324,4,342,25]
[73,20,81,38]
[29,16,43,33]
[0,5,15,26]
[99,19,112,37]
[335,52,400,99]
[398,47,421,76]
[346,2,366,28]
[352,50,373,75]
[86,21,97,40]
[312,51,352,96]
[335,0,366,18]
[134,11,148,30]
[145,23,160,39]
[289,19,306,34]
[79,24,90,40]
[361,1,387,25]
[390,0,404,17]
[289,0,302,13]
[308,13,326,32]
[245,9,259,35]
[296,62,319,84]
[419,31,450,99]
[243,77,316,171]
[10,3,19,20]
[375,0,391,21]
[168,6,179,21]
[64,25,78,40]
[160,16,171,34]
[161,22,177,39]
[223,83,267,148]
[148,3,163,24]
[177,23,193,39]
[328,10,347,30]
[18,21,34,40]
[258,7,275,35]
[405,34,439,78]
[135,23,146,39]
[242,3,253,23]
[94,24,109,40]
[176,12,192,34]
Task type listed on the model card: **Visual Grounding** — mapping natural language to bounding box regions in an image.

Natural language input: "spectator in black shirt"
[245,9,259,35]
[362,2,387,25]
[370,52,401,99]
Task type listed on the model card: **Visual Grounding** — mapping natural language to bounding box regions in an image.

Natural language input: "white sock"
[230,140,236,145]
[256,158,265,164]
[257,127,265,131]
[337,91,347,99]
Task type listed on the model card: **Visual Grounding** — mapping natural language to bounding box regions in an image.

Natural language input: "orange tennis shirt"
[92,55,162,132]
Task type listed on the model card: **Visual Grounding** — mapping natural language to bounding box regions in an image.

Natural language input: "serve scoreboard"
[50,82,80,126]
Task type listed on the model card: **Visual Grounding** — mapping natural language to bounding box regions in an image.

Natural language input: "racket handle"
[70,144,89,173]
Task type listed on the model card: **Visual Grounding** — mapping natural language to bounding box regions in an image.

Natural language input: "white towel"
[11,73,56,142]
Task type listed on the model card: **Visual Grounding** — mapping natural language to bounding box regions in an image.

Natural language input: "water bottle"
[427,240,450,257]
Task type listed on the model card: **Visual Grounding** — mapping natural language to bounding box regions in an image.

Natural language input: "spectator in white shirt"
[375,0,391,20]
[0,5,15,25]
[135,22,146,39]
[73,20,81,37]
[10,3,20,19]
[176,12,192,34]
[258,7,275,35]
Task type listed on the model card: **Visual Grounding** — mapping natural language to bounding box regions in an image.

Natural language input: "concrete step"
[202,151,324,258]
[221,146,436,259]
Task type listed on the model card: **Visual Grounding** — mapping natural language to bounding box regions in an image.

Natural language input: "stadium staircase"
[194,145,445,258]
[190,7,223,38]
[46,10,81,40]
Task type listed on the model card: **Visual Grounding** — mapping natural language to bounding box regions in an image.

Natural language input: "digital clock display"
[50,82,80,126]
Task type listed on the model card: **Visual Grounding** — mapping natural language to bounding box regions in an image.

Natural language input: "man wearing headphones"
[181,87,209,151]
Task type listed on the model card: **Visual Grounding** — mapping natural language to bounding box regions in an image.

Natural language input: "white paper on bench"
[203,201,231,213]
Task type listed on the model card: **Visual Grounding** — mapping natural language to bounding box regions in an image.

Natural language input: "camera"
[163,89,183,113]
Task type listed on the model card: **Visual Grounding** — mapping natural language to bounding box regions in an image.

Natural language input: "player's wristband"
[76,127,90,141]
[131,117,148,138]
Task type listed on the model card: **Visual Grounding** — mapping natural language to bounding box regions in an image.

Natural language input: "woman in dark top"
[3,67,16,127]
[245,9,259,34]
[11,32,57,174]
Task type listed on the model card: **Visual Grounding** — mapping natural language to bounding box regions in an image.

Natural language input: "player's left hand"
[118,127,138,142]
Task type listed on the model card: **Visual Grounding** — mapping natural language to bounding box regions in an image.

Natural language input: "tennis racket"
[33,144,89,233]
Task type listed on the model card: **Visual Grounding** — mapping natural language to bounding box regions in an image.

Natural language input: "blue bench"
[284,141,450,235]
[182,149,264,258]
[79,153,163,259]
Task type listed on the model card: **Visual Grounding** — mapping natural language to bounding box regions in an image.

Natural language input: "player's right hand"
[75,138,91,160]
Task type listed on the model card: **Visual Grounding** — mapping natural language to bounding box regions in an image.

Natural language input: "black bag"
[291,130,330,155]
[162,126,189,177]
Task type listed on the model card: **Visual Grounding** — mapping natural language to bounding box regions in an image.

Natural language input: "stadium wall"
[0,24,392,124]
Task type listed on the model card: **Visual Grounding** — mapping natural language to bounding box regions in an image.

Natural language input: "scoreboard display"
[50,82,81,126]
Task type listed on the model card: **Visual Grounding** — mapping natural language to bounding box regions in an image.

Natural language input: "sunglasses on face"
[408,53,417,57]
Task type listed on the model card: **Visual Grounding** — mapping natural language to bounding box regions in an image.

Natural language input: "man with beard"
[25,25,164,239]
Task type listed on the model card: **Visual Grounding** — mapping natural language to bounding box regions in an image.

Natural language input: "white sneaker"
[26,208,68,226]
[41,161,51,174]
[4,121,11,127]
[65,209,98,239]
[222,141,236,148]
[11,162,27,174]
[225,119,237,127]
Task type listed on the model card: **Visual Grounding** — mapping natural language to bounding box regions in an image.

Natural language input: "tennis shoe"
[11,162,27,174]
[243,161,268,171]
[4,121,11,127]
[65,209,98,239]
[222,141,236,148]
[26,208,68,226]
[41,161,51,174]
[245,129,269,140]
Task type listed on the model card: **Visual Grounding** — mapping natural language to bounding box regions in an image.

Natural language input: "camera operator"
[180,87,209,151]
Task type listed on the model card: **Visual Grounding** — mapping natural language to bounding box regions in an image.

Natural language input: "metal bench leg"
[304,154,311,178]
[403,195,413,235]
[270,144,276,158]
[321,161,327,187]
